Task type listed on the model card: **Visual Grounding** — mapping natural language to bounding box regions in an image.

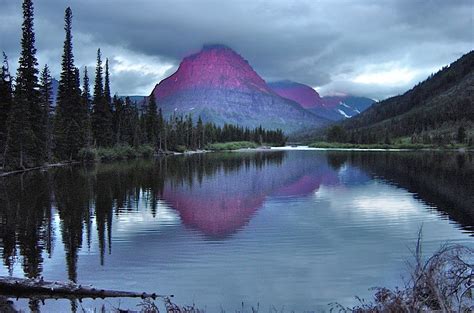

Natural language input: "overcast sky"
[0,0,472,100]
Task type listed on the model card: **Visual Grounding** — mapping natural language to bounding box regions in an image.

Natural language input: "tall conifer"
[39,65,52,161]
[54,7,84,160]
[4,0,44,169]
[0,53,13,159]
[91,49,113,147]
[82,67,92,147]
[104,58,111,106]
[145,95,158,145]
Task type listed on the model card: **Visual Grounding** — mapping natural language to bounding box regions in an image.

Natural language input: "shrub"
[333,230,474,312]
[77,147,97,162]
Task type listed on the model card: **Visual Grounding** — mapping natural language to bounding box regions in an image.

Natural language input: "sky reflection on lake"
[0,150,473,312]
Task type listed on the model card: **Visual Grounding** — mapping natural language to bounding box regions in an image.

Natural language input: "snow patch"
[338,109,351,118]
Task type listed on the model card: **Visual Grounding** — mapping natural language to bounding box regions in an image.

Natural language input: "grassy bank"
[205,141,260,151]
[308,141,470,150]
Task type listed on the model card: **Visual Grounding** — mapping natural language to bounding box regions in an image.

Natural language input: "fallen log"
[0,276,167,300]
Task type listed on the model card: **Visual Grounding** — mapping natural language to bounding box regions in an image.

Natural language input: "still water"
[1,150,473,312]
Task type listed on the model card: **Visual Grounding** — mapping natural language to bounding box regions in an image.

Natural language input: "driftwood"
[0,276,166,300]
[0,162,79,177]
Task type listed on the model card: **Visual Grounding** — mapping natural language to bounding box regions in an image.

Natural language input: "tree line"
[0,0,285,170]
[336,51,473,145]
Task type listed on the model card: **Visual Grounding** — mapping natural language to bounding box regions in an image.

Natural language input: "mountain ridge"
[339,50,474,143]
[268,80,374,121]
[150,45,329,134]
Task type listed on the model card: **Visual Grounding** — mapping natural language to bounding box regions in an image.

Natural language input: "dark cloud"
[0,0,472,98]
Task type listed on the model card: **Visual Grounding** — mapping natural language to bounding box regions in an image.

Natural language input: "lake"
[1,149,473,312]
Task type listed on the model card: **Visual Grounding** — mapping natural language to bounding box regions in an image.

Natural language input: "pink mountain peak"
[268,80,324,109]
[152,44,272,100]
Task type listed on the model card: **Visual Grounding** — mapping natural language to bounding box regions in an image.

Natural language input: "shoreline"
[0,161,80,178]
[1,145,470,178]
[272,145,472,152]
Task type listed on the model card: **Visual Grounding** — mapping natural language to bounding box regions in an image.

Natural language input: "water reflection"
[0,150,472,311]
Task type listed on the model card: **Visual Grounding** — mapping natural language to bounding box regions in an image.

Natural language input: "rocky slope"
[268,80,374,121]
[150,45,328,133]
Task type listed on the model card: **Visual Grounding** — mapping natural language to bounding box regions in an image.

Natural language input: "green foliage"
[457,126,466,143]
[1,1,286,169]
[338,51,474,144]
[39,65,52,162]
[144,95,158,144]
[0,53,13,158]
[326,125,347,142]
[205,141,259,151]
[91,49,113,147]
[78,144,154,162]
[54,7,88,161]
[4,0,46,170]
[103,58,111,105]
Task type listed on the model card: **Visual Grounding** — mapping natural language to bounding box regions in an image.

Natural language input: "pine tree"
[144,95,158,145]
[82,66,92,148]
[82,66,91,112]
[91,49,113,147]
[157,108,164,150]
[54,7,85,160]
[104,58,111,106]
[196,116,204,149]
[4,0,44,169]
[39,65,52,162]
[112,95,124,144]
[93,49,103,109]
[0,52,13,159]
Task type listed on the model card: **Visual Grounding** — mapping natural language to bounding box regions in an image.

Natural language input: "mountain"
[150,45,328,134]
[320,95,375,120]
[268,80,374,121]
[118,95,146,104]
[341,50,474,143]
[267,80,324,109]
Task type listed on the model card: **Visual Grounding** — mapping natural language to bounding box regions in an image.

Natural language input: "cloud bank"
[0,0,472,99]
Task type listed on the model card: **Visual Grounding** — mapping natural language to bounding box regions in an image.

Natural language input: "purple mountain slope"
[268,80,375,121]
[150,45,329,133]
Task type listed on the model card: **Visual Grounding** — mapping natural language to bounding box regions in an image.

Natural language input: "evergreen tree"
[39,65,52,162]
[196,116,204,149]
[157,108,164,150]
[0,52,13,159]
[91,49,113,147]
[82,66,92,148]
[54,7,85,160]
[144,95,158,145]
[112,95,124,144]
[82,66,91,112]
[457,126,466,144]
[92,49,103,109]
[104,58,111,106]
[4,0,44,169]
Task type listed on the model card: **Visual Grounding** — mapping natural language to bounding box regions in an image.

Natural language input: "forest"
[335,51,474,145]
[0,0,285,171]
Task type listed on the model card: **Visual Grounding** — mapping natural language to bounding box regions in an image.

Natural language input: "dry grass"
[332,229,473,312]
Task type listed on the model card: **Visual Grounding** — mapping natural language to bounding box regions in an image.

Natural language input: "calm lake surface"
[1,149,473,312]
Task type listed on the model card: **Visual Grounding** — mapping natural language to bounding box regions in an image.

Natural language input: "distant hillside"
[319,95,374,120]
[267,80,324,109]
[149,45,329,134]
[340,51,474,144]
[268,80,374,121]
[118,95,146,105]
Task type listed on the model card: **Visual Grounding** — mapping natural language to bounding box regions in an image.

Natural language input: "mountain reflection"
[0,150,472,285]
